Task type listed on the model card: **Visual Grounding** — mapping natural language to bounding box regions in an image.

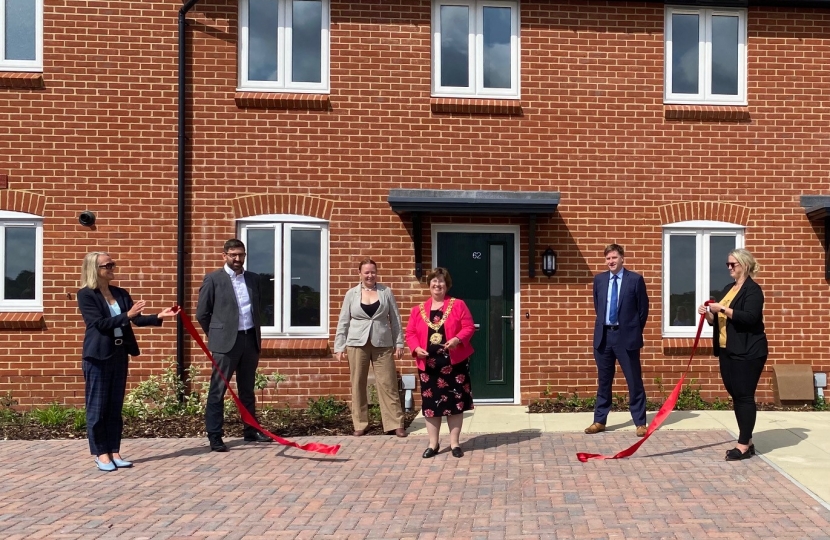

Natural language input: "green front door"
[436,232,515,401]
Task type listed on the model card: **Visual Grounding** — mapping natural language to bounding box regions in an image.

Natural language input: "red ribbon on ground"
[576,302,710,462]
[173,306,341,456]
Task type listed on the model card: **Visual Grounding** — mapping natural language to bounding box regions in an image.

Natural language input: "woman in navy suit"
[77,252,176,472]
[699,248,768,461]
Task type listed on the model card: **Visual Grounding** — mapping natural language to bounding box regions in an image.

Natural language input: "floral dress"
[418,309,473,417]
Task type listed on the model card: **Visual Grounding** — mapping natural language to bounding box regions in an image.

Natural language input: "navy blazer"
[77,286,162,360]
[711,276,769,359]
[592,268,649,350]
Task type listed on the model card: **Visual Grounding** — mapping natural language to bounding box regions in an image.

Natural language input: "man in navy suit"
[585,244,650,437]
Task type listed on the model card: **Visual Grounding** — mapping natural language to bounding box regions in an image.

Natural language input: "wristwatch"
[720,307,727,314]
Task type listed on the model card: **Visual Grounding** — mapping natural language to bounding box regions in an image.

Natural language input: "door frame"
[431,224,522,404]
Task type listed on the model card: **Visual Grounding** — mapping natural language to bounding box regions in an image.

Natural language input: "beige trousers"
[347,344,404,432]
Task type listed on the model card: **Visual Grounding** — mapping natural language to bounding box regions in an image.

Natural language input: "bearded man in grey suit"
[197,238,272,452]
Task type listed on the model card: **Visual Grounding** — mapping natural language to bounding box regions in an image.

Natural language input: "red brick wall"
[0,1,828,409]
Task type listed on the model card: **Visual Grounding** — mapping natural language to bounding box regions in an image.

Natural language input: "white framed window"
[0,211,43,312]
[432,0,520,99]
[0,0,43,72]
[664,6,747,105]
[662,221,744,338]
[238,0,330,93]
[238,215,329,337]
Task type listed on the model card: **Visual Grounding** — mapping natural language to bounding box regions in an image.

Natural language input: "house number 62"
[472,252,482,259]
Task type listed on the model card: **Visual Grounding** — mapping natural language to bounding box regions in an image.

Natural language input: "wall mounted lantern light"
[542,247,557,277]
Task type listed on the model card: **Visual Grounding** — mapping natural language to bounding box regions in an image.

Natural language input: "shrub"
[306,396,348,422]
[31,403,74,428]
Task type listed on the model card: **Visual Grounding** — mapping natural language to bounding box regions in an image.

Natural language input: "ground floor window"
[662,221,744,337]
[238,215,328,337]
[0,212,42,312]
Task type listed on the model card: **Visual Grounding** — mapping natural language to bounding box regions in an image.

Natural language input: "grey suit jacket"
[196,267,263,354]
[334,283,404,353]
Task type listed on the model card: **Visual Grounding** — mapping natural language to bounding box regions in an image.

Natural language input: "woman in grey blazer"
[334,259,407,437]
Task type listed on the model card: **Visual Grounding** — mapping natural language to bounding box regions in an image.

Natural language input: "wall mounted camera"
[78,211,96,227]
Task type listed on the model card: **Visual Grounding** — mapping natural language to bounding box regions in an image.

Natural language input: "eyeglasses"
[98,262,116,270]
[225,252,246,259]
[725,262,740,269]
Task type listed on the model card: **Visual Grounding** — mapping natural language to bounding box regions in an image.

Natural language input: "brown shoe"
[395,428,408,438]
[584,422,606,434]
[635,425,648,437]
[353,429,366,437]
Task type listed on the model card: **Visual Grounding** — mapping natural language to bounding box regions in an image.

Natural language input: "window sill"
[0,312,45,329]
[662,337,713,357]
[235,92,331,111]
[430,98,522,116]
[261,338,330,358]
[664,105,750,122]
[0,72,44,89]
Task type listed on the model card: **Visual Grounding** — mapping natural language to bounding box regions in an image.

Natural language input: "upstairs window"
[238,216,329,338]
[432,0,520,99]
[238,0,330,93]
[664,7,747,105]
[0,0,43,71]
[0,212,42,312]
[662,221,744,338]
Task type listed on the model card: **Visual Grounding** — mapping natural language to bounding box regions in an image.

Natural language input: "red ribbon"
[576,301,710,462]
[173,306,341,456]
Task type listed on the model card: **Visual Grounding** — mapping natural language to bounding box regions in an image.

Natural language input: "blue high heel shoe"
[112,457,133,468]
[95,458,116,472]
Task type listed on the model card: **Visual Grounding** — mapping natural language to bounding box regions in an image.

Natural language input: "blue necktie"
[609,275,619,325]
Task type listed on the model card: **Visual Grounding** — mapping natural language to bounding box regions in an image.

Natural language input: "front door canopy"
[388,189,560,278]
[388,189,560,215]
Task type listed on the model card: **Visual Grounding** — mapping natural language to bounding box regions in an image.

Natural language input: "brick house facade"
[1,0,828,409]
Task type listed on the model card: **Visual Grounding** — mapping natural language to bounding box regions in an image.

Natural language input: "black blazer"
[78,286,162,360]
[711,276,769,359]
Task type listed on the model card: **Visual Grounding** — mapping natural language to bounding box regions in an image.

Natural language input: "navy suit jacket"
[592,268,649,350]
[78,286,162,360]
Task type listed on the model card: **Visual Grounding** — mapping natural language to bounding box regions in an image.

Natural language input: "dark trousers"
[719,350,767,445]
[205,331,259,437]
[83,346,129,456]
[592,327,647,426]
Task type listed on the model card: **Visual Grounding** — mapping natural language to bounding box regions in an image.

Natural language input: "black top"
[361,300,380,318]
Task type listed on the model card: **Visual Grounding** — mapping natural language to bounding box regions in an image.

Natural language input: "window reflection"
[669,235,695,326]
[290,229,321,327]
[246,229,276,326]
[671,13,699,94]
[440,5,469,87]
[4,227,36,300]
[6,0,37,61]
[248,0,279,81]
[292,0,322,83]
[711,15,738,95]
[482,7,511,89]
[709,236,735,300]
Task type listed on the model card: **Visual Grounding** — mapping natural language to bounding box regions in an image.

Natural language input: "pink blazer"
[405,297,475,371]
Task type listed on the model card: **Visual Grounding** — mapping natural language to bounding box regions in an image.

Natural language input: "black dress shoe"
[451,447,464,458]
[749,444,756,455]
[243,431,273,443]
[725,447,752,461]
[422,445,440,459]
[208,436,228,452]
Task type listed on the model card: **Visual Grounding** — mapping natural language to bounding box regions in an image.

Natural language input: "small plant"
[306,395,348,422]
[255,370,287,405]
[673,379,708,410]
[31,403,74,428]
[711,397,731,411]
[73,408,87,430]
[815,396,828,412]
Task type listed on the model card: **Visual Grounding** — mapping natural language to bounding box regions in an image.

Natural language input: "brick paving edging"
[2,431,829,540]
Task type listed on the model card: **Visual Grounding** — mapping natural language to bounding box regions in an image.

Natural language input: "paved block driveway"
[2,431,829,539]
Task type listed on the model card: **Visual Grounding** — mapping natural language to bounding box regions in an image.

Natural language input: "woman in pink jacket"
[405,267,475,459]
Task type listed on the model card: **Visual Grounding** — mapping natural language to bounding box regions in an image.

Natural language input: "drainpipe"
[177,0,201,395]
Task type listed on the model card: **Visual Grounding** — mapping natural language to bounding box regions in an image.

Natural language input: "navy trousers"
[205,331,259,437]
[592,326,647,426]
[83,345,129,456]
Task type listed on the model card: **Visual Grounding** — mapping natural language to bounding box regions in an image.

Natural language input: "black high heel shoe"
[725,447,752,461]
[422,445,440,459]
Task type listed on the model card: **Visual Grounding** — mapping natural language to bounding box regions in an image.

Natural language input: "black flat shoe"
[750,444,756,455]
[725,447,752,461]
[422,445,440,459]
[451,447,464,458]
[244,431,273,443]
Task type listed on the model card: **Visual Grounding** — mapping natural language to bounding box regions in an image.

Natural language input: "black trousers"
[83,345,129,455]
[205,331,259,437]
[719,350,767,445]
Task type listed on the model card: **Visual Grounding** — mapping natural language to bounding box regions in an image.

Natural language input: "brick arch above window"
[232,194,334,221]
[0,191,46,216]
[658,201,750,227]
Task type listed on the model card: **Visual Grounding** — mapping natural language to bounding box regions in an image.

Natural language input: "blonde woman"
[698,248,768,461]
[77,252,176,471]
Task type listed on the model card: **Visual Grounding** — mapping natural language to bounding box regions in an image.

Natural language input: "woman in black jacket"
[77,252,176,472]
[698,248,768,461]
